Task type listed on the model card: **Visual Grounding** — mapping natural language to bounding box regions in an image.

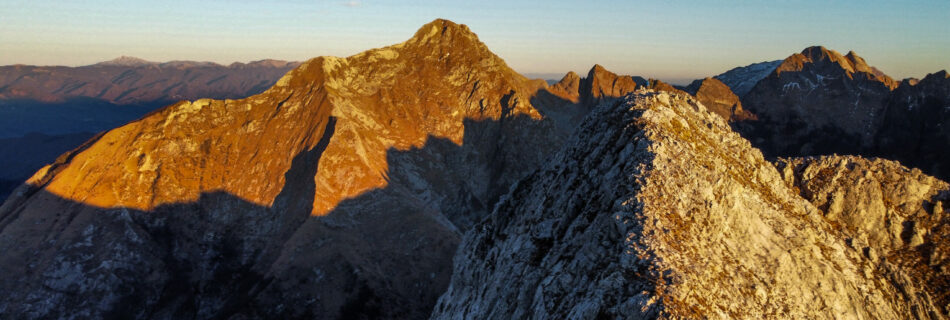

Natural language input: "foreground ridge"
[433,90,939,319]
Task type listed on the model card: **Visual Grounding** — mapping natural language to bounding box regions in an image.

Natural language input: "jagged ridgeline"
[0,18,947,320]
[0,19,577,319]
[434,91,949,319]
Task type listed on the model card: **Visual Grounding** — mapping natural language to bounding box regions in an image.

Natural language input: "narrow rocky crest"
[433,90,926,319]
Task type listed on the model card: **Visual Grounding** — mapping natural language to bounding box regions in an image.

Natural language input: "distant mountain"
[714,60,781,97]
[93,56,157,67]
[740,46,898,156]
[531,65,645,132]
[731,46,950,181]
[0,58,299,105]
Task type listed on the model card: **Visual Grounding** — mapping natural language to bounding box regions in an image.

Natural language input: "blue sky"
[1,0,948,83]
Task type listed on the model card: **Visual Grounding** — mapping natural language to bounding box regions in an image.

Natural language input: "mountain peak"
[94,56,155,67]
[408,18,477,45]
[799,45,836,61]
[553,71,580,91]
[933,70,950,79]
[578,64,639,106]
[775,46,897,89]
[588,64,610,77]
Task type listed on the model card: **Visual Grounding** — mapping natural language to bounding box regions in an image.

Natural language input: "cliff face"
[433,90,938,319]
[0,19,567,319]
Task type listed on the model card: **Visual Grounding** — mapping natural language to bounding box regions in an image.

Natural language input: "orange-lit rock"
[0,19,570,319]
[683,77,756,121]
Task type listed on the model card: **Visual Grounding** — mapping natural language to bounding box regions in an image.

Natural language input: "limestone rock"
[433,90,929,319]
[777,155,950,316]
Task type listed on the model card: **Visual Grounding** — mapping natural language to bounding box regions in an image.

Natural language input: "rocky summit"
[731,46,950,182]
[0,19,569,319]
[433,90,946,319]
[2,18,949,320]
[740,46,898,156]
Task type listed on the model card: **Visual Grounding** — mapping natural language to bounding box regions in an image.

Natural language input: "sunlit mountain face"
[0,17,948,320]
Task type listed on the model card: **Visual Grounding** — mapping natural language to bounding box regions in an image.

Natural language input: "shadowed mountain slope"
[733,46,950,182]
[714,60,782,97]
[0,19,572,319]
[740,46,899,157]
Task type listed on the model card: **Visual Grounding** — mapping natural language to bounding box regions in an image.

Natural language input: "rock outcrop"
[0,19,567,319]
[683,77,756,121]
[777,156,950,317]
[433,90,937,319]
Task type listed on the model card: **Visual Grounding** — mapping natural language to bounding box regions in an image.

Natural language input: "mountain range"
[0,19,948,319]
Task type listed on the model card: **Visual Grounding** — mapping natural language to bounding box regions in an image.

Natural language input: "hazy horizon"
[2,0,948,82]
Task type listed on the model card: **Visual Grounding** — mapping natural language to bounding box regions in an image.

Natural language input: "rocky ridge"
[433,90,938,319]
[777,156,950,316]
[0,19,567,319]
